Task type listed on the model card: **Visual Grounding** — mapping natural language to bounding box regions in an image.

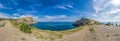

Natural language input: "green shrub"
[10,21,19,27]
[114,34,119,36]
[0,24,4,27]
[107,35,110,37]
[19,22,32,33]
[89,27,95,32]
[21,38,25,40]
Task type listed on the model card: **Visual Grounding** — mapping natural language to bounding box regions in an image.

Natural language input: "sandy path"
[61,25,120,41]
[0,21,41,41]
[61,26,94,41]
[93,25,120,41]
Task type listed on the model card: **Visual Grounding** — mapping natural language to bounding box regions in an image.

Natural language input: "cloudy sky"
[0,0,120,22]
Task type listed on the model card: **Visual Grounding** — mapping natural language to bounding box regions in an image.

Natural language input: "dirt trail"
[61,25,120,41]
[61,26,94,41]
[0,21,41,41]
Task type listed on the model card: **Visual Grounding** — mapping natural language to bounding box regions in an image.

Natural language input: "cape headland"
[0,17,120,41]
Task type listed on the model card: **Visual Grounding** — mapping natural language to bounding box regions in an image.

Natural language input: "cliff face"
[73,18,100,26]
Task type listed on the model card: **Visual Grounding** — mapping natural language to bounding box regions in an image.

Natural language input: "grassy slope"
[31,26,85,41]
[1,20,120,41]
[0,21,41,41]
[9,20,120,41]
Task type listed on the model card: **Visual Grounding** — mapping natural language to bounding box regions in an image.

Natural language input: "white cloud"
[0,3,4,8]
[92,0,120,22]
[56,4,83,15]
[0,12,39,21]
[43,15,70,20]
[57,5,68,9]
[13,13,20,16]
[92,14,97,17]
[39,15,77,22]
[0,13,10,18]
[0,12,77,22]
[110,0,120,6]
[19,14,39,20]
[45,15,69,19]
[109,9,120,14]
[57,4,73,9]
[0,3,10,9]
[66,4,73,8]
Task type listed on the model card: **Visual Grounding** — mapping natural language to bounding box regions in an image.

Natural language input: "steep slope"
[0,21,41,41]
[60,25,95,41]
[73,18,100,26]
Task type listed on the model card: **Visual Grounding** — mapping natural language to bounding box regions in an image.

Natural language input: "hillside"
[73,18,100,26]
[0,21,41,41]
[60,25,120,41]
[0,19,120,41]
[15,17,36,24]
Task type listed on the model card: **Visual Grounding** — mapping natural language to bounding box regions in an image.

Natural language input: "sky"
[0,0,120,22]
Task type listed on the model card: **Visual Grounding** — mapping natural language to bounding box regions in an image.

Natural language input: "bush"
[0,24,4,27]
[10,21,19,26]
[107,35,110,37]
[21,38,25,40]
[89,27,95,32]
[19,22,32,33]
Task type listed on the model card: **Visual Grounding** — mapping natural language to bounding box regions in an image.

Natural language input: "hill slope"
[0,20,120,41]
[61,25,120,41]
[0,21,41,41]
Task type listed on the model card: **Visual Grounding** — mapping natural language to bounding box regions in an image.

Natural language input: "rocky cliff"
[73,18,100,26]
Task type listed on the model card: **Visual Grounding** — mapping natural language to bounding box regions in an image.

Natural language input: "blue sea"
[32,22,76,31]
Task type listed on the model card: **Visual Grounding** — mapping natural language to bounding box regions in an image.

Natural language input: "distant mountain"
[73,18,100,26]
[0,17,36,24]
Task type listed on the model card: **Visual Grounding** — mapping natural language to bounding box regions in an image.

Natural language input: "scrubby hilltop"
[16,17,36,24]
[73,18,100,26]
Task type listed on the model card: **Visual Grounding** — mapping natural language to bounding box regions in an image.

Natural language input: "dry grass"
[30,26,85,41]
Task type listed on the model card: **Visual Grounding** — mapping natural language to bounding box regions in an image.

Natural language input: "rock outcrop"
[73,18,100,26]
[16,17,36,24]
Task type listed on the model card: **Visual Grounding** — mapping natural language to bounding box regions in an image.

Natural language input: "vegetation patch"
[10,21,19,27]
[89,27,95,32]
[59,26,84,34]
[35,34,44,38]
[107,35,110,37]
[0,24,4,28]
[21,38,25,41]
[19,22,32,33]
[114,34,119,36]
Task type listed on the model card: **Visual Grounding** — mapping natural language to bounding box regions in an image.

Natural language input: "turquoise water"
[32,22,76,31]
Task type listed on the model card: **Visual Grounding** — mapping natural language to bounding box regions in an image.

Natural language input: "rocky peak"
[73,18,100,26]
